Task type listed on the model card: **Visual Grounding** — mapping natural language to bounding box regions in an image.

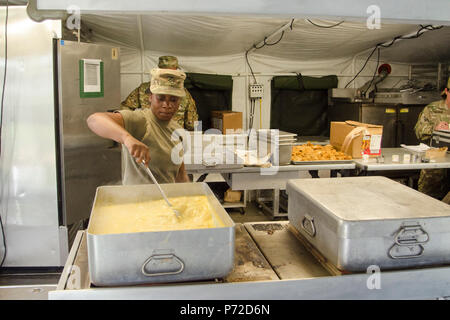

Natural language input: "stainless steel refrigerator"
[0,7,121,268]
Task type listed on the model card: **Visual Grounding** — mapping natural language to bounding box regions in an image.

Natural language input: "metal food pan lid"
[287,176,450,221]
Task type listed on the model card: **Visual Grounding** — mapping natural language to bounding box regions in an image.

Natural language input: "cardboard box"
[330,121,383,158]
[224,188,242,203]
[426,147,448,159]
[211,111,243,134]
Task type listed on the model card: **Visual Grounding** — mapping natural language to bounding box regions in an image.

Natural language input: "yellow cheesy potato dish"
[89,195,222,235]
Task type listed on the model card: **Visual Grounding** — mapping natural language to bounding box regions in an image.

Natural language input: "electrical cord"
[307,19,345,28]
[361,47,381,96]
[245,49,257,84]
[0,0,9,268]
[254,31,285,49]
[245,19,295,84]
[345,45,378,88]
[345,24,443,88]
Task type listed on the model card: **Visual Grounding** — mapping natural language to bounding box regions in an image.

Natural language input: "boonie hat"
[150,68,186,98]
[158,56,179,69]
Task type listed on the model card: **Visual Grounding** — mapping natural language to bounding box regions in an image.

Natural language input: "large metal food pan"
[287,176,450,272]
[87,182,235,286]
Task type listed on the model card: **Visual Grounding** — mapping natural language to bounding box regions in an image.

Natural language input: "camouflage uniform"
[120,84,198,130]
[120,56,198,131]
[414,99,450,142]
[414,98,450,200]
[119,68,187,185]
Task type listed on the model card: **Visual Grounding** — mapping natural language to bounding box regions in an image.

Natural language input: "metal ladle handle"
[140,161,172,208]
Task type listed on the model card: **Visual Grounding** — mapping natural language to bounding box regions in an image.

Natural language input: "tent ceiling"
[80,14,450,64]
[33,0,450,26]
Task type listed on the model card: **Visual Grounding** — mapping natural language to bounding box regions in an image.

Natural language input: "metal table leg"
[195,173,209,182]
[308,170,320,178]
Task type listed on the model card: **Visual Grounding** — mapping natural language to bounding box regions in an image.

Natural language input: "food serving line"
[188,162,355,218]
[49,134,450,299]
[49,176,450,300]
[186,147,450,218]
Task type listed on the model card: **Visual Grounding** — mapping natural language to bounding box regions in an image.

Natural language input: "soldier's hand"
[123,135,151,165]
[435,121,449,131]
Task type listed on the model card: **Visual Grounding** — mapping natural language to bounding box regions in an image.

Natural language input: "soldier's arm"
[176,162,190,183]
[414,106,435,141]
[87,112,150,164]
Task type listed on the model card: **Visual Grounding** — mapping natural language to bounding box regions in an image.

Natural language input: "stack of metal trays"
[287,176,450,272]
[295,136,330,146]
[257,130,297,144]
[257,130,297,165]
[183,132,246,170]
[87,182,235,286]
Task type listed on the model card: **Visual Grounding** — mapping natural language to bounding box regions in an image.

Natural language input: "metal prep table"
[221,163,355,218]
[186,134,353,218]
[49,221,450,300]
[354,148,450,187]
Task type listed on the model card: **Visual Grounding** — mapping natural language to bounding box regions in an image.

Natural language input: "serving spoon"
[140,161,181,219]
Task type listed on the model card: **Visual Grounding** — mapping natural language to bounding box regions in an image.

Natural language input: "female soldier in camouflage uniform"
[120,56,198,131]
[414,77,450,200]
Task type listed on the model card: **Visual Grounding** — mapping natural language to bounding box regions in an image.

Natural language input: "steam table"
[50,223,450,300]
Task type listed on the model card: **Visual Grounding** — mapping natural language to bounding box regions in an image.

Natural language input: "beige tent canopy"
[25,0,450,128]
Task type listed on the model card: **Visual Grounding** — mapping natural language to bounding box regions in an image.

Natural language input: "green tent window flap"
[185,73,233,91]
[270,75,338,137]
[272,75,338,91]
[185,73,233,130]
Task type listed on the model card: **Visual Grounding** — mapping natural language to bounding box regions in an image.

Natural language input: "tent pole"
[137,15,145,83]
[244,53,249,131]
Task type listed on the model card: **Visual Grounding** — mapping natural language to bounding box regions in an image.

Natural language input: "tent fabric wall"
[73,13,450,129]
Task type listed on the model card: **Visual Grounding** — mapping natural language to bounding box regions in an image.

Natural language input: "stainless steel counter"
[188,163,355,190]
[354,148,450,171]
[49,223,450,300]
[187,163,355,175]
[187,148,450,176]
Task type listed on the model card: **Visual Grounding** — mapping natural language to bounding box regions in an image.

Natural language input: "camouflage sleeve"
[183,90,199,131]
[120,86,141,111]
[138,83,152,109]
[414,105,436,141]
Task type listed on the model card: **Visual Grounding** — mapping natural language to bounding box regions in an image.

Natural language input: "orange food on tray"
[291,142,352,162]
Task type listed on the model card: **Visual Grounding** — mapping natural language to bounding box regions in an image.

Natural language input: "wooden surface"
[66,231,90,290]
[285,224,347,276]
[244,221,331,279]
[61,222,343,290]
[223,224,279,282]
[62,224,280,290]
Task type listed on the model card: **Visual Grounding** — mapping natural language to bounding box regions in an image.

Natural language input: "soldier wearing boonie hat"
[150,68,186,98]
[414,76,450,200]
[120,56,199,131]
[86,66,190,185]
